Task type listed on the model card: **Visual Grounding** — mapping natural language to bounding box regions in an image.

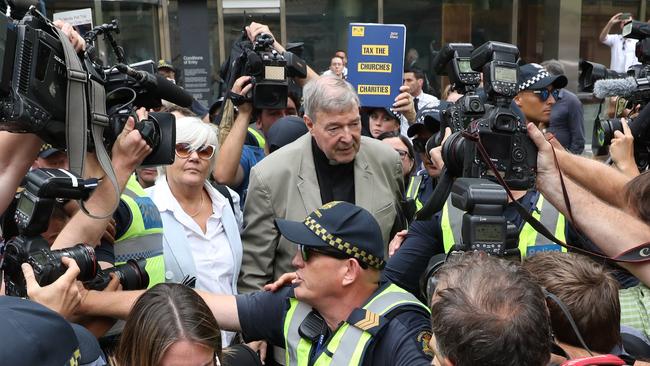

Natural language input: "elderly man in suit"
[238,75,405,293]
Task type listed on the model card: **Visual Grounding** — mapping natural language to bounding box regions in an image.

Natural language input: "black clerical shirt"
[311,138,355,204]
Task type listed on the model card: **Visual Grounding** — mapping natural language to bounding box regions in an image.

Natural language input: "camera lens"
[29,244,97,287]
[115,259,150,290]
[441,132,466,177]
[52,244,98,282]
[598,118,622,146]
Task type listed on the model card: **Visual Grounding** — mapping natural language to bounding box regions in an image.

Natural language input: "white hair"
[302,75,359,122]
[175,116,219,151]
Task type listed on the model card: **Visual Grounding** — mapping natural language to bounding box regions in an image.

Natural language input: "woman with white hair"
[147,116,242,346]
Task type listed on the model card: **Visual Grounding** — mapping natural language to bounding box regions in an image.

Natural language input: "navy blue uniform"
[236,284,433,366]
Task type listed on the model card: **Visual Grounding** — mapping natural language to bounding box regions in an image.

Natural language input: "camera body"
[2,168,149,296]
[3,241,98,297]
[0,9,68,146]
[440,41,537,190]
[244,33,307,110]
[432,43,485,142]
[450,178,519,256]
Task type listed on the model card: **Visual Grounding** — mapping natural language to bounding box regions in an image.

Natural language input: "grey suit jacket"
[238,133,404,293]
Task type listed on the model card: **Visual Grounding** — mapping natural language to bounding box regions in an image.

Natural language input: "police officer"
[81,202,434,365]
[113,174,165,286]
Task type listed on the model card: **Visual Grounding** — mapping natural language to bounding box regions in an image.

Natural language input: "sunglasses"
[531,88,560,102]
[299,244,368,269]
[175,143,216,160]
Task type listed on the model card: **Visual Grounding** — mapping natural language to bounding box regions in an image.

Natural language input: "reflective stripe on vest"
[284,284,429,366]
[442,195,566,257]
[406,175,424,212]
[441,198,463,253]
[248,127,266,149]
[518,195,567,258]
[116,176,165,287]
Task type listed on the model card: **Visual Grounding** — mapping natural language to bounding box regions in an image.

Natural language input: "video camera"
[0,7,190,166]
[439,41,537,191]
[1,168,149,297]
[586,20,650,170]
[221,31,307,110]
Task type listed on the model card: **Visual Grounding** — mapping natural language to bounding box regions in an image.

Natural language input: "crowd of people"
[1,11,650,366]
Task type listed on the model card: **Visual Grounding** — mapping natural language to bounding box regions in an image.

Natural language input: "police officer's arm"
[530,123,650,286]
[550,139,630,208]
[212,76,252,188]
[52,113,152,249]
[245,22,319,86]
[79,288,242,331]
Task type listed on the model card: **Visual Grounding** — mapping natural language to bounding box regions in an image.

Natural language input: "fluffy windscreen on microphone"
[593,77,637,99]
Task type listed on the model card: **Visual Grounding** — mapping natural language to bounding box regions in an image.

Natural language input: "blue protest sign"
[347,23,406,108]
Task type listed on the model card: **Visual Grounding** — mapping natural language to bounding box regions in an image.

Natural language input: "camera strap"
[55,27,118,219]
[55,27,87,177]
[466,129,650,264]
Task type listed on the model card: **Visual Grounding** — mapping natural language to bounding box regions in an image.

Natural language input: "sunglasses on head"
[175,143,216,160]
[299,244,368,269]
[531,88,560,102]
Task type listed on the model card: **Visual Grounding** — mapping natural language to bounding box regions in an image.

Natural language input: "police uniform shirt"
[236,285,433,365]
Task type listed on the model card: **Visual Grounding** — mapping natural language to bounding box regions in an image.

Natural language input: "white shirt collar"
[150,175,226,214]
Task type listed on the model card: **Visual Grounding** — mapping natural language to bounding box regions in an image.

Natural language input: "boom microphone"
[115,64,193,108]
[593,77,637,99]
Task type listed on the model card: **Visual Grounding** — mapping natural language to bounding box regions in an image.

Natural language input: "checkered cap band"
[303,216,385,269]
[519,69,551,92]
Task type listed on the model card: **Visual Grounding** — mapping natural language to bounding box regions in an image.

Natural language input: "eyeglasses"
[394,149,411,160]
[299,244,368,269]
[531,88,560,102]
[175,143,216,160]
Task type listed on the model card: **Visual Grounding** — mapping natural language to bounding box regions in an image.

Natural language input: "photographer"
[213,21,311,204]
[600,13,639,73]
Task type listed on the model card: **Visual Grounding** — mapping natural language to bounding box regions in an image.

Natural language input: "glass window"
[286,0,377,72]
[383,0,513,97]
[45,1,160,66]
[580,0,641,68]
[518,0,544,63]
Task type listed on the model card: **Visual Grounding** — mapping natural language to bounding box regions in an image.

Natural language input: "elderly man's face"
[514,85,557,126]
[305,105,361,164]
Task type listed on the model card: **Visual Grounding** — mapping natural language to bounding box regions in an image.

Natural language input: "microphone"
[115,64,193,108]
[593,77,637,99]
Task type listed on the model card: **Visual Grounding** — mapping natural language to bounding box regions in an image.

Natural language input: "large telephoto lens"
[29,244,97,286]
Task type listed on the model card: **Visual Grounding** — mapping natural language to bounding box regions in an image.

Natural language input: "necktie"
[414,97,419,113]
